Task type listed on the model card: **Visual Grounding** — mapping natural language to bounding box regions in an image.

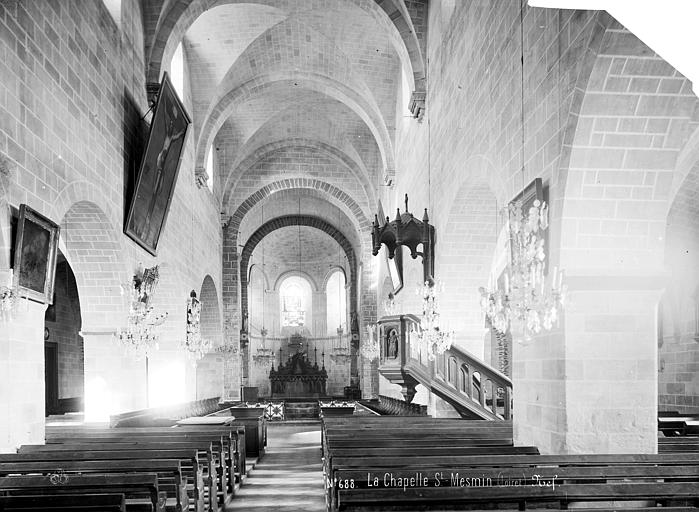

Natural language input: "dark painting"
[125,72,191,255]
[13,204,60,304]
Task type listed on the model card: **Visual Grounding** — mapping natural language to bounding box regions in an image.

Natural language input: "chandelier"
[479,197,566,341]
[116,265,168,357]
[410,277,453,361]
[360,323,380,360]
[182,291,212,360]
[253,328,276,365]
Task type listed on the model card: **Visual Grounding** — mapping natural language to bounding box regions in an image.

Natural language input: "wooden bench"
[46,425,245,488]
[206,408,266,458]
[660,436,699,452]
[328,454,699,511]
[0,493,127,511]
[0,450,204,512]
[39,436,231,506]
[685,420,699,436]
[3,456,191,512]
[659,415,699,436]
[0,473,164,512]
[109,398,225,428]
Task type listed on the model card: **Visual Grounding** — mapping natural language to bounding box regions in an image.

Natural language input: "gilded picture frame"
[13,204,60,304]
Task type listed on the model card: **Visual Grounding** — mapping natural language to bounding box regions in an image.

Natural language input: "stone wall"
[0,0,222,451]
[379,1,698,452]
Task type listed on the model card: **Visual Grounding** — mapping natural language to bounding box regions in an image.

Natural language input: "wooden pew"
[206,408,265,458]
[47,424,248,478]
[109,398,225,428]
[1,458,189,512]
[658,415,699,436]
[46,425,245,490]
[328,455,699,511]
[660,436,699,452]
[0,493,127,511]
[0,473,164,512]
[336,483,699,511]
[37,437,229,506]
[322,411,699,511]
[0,451,204,512]
[685,420,699,436]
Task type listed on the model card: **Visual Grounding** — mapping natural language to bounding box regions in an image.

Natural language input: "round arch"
[199,274,222,348]
[322,265,348,291]
[227,179,371,238]
[239,214,357,328]
[272,269,320,293]
[223,139,377,212]
[58,200,125,331]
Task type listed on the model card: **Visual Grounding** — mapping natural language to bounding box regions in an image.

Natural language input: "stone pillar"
[0,301,46,452]
[313,290,327,336]
[514,276,661,454]
[82,330,147,421]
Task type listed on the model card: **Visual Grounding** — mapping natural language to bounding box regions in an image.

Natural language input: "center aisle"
[227,422,326,511]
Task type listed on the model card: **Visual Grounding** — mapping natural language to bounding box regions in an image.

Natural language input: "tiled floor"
[226,422,326,511]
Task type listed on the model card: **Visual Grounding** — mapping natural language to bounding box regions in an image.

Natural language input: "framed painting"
[125,72,191,255]
[13,204,60,304]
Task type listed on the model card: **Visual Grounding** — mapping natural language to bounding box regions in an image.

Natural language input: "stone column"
[82,330,147,421]
[0,300,46,452]
[514,276,662,454]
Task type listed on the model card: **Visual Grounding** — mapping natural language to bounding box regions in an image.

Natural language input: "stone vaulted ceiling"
[144,0,425,252]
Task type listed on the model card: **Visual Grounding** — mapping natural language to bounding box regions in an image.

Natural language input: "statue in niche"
[387,328,398,359]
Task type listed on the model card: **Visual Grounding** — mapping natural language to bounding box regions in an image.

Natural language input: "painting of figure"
[125,72,191,255]
[13,204,60,304]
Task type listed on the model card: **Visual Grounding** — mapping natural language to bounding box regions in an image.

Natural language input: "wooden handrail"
[378,314,513,420]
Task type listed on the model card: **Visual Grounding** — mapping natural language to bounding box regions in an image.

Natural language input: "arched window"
[279,276,311,328]
[326,270,347,335]
[205,145,214,192]
[171,41,184,101]
[401,67,412,118]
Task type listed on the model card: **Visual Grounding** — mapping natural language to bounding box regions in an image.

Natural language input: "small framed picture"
[13,204,60,304]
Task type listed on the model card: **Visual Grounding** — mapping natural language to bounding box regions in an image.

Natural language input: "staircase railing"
[377,314,512,420]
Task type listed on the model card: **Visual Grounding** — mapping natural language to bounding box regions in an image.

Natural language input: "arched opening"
[279,274,313,337]
[248,264,267,335]
[171,41,185,101]
[448,357,457,387]
[326,269,347,336]
[659,160,699,412]
[196,275,223,399]
[205,145,214,192]
[43,250,83,416]
[460,365,469,394]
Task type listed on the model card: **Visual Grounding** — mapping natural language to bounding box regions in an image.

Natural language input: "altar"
[269,351,327,398]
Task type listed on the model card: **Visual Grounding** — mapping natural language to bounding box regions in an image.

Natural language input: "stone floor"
[226,422,326,511]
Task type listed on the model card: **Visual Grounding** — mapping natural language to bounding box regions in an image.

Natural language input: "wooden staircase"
[377,314,512,421]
